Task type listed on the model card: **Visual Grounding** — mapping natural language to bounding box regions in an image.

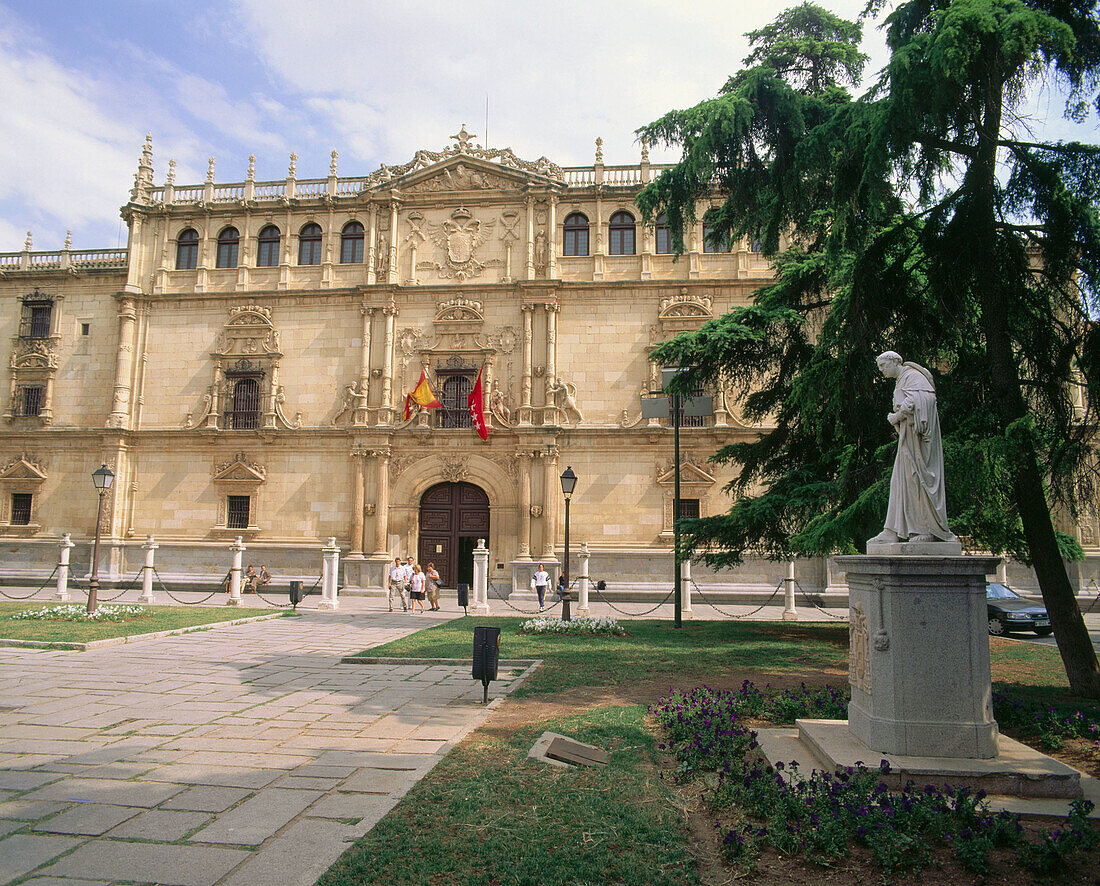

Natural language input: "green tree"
[638,0,1100,695]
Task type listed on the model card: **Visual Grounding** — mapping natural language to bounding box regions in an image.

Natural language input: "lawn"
[0,601,279,643]
[361,616,853,696]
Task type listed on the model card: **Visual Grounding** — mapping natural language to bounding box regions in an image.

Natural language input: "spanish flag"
[467,366,488,441]
[404,369,442,419]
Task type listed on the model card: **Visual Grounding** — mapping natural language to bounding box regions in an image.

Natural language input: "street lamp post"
[86,464,115,615]
[560,466,577,622]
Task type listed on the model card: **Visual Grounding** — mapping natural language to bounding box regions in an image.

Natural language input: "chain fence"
[253,573,322,609]
[93,567,146,603]
[1084,579,1100,614]
[689,578,783,619]
[795,580,848,619]
[591,580,675,616]
[0,565,60,600]
[486,578,542,615]
[153,567,227,605]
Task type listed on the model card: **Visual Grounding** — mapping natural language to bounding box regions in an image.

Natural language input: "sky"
[0,0,1094,253]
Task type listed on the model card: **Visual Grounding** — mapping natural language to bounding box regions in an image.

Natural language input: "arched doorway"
[418,482,489,588]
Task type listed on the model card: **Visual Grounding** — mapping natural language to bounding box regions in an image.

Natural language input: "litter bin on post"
[289,580,303,608]
[457,582,469,612]
[472,625,500,705]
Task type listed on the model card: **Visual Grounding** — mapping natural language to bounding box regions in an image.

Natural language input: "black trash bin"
[289,580,303,607]
[472,625,500,704]
[457,582,469,610]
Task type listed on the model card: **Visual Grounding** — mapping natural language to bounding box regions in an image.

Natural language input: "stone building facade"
[1,129,1093,595]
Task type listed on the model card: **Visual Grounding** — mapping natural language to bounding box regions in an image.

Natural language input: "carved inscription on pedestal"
[849,603,872,695]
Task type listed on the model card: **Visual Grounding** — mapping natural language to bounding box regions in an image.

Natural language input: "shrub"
[518,615,626,636]
[9,604,147,622]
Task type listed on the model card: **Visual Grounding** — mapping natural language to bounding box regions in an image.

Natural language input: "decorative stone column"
[541,449,558,559]
[387,202,399,285]
[543,304,558,424]
[366,204,378,286]
[473,538,490,614]
[380,302,396,424]
[106,295,138,429]
[547,195,558,279]
[681,558,694,619]
[517,451,532,559]
[349,450,365,557]
[372,450,390,555]
[139,535,158,604]
[577,542,590,616]
[320,537,340,610]
[227,536,245,606]
[835,554,999,759]
[782,559,798,621]
[519,305,533,425]
[525,196,536,280]
[55,533,75,601]
[356,306,373,424]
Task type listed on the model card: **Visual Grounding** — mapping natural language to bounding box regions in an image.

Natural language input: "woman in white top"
[409,564,427,613]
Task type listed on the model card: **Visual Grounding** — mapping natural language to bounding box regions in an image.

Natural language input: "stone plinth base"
[796,719,1083,799]
[837,554,999,758]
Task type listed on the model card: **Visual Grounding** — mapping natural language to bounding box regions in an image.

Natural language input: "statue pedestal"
[836,554,999,759]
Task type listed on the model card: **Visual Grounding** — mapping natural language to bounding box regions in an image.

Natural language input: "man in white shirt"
[532,564,550,611]
[387,558,407,612]
[400,557,415,611]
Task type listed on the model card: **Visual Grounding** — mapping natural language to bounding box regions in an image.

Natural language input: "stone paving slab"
[0,609,532,886]
[37,840,251,886]
[0,834,82,885]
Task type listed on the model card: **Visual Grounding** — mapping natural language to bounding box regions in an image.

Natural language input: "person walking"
[387,558,407,612]
[409,564,427,613]
[532,564,550,612]
[426,562,441,611]
[400,557,415,611]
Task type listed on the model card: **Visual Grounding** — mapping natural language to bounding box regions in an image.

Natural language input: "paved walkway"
[0,611,530,886]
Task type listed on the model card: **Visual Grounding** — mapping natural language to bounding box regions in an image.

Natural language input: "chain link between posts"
[795,580,848,619]
[0,564,60,600]
[1085,579,1100,613]
[252,574,322,609]
[591,580,675,616]
[94,567,146,603]
[689,578,783,618]
[153,567,227,605]
[486,578,542,615]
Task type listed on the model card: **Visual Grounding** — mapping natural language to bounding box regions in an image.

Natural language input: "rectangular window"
[678,498,701,520]
[227,495,250,529]
[20,299,53,339]
[703,226,732,253]
[81,322,90,336]
[17,385,44,417]
[10,493,32,526]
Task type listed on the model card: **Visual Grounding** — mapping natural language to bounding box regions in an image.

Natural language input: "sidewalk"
[0,610,531,886]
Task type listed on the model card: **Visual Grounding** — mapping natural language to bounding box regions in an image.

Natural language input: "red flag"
[467,367,488,440]
[403,392,413,421]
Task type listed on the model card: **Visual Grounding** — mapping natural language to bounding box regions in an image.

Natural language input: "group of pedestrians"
[387,556,441,613]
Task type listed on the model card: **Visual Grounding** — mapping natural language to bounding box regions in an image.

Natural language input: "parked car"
[986,583,1052,636]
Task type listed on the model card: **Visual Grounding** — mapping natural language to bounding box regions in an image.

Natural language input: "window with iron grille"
[225,375,263,429]
[438,373,474,428]
[10,493,32,526]
[665,394,707,428]
[19,294,53,339]
[227,495,250,529]
[16,385,44,417]
[678,498,701,520]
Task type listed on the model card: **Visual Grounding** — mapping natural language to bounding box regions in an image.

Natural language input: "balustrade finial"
[288,152,298,178]
[166,159,176,185]
[141,132,153,169]
[24,231,32,251]
[64,230,72,251]
[641,137,650,163]
[247,154,255,181]
[329,150,339,176]
[205,157,216,183]
[595,137,604,164]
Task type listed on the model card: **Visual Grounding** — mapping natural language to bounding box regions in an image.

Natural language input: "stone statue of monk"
[868,351,957,545]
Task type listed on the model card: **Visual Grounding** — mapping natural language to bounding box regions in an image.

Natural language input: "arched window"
[439,374,474,428]
[703,224,731,253]
[562,213,589,257]
[176,228,198,269]
[298,223,322,265]
[216,227,239,268]
[654,213,673,254]
[257,225,281,267]
[609,211,636,255]
[228,377,262,429]
[340,221,364,264]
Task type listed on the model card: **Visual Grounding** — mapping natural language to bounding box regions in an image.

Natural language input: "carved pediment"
[401,159,528,194]
[659,291,713,321]
[214,304,281,358]
[0,455,46,484]
[656,457,716,487]
[212,452,266,483]
[10,340,58,370]
[435,295,484,322]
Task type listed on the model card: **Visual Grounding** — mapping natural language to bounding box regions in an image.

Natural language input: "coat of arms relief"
[417,207,502,282]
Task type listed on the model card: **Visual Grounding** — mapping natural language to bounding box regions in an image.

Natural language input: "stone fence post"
[139,535,158,604]
[473,538,490,614]
[55,533,75,601]
[228,536,245,606]
[577,542,590,616]
[783,559,798,621]
[320,537,340,610]
[681,558,693,619]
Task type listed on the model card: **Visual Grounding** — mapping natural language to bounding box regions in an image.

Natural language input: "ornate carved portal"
[417,482,489,589]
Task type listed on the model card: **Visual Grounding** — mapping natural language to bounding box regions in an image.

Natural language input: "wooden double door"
[418,482,489,589]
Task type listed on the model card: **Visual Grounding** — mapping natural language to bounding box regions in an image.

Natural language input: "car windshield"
[986,583,1022,600]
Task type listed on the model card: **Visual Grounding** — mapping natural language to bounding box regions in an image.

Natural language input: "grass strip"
[0,601,279,643]
[319,704,700,886]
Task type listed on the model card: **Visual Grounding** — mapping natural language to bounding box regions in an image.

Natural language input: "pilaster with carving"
[366,203,378,286]
[349,448,367,556]
[370,448,391,555]
[356,304,374,424]
[542,303,558,425]
[516,450,534,558]
[379,300,396,425]
[519,305,533,425]
[541,447,559,558]
[106,295,138,429]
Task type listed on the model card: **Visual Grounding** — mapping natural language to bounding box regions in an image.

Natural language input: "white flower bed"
[9,604,146,622]
[519,615,626,636]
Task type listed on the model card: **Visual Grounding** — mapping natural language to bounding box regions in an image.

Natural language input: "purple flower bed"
[991,689,1100,750]
[651,682,1098,875]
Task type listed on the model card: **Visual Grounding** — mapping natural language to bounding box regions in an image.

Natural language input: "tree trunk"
[972,57,1100,697]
